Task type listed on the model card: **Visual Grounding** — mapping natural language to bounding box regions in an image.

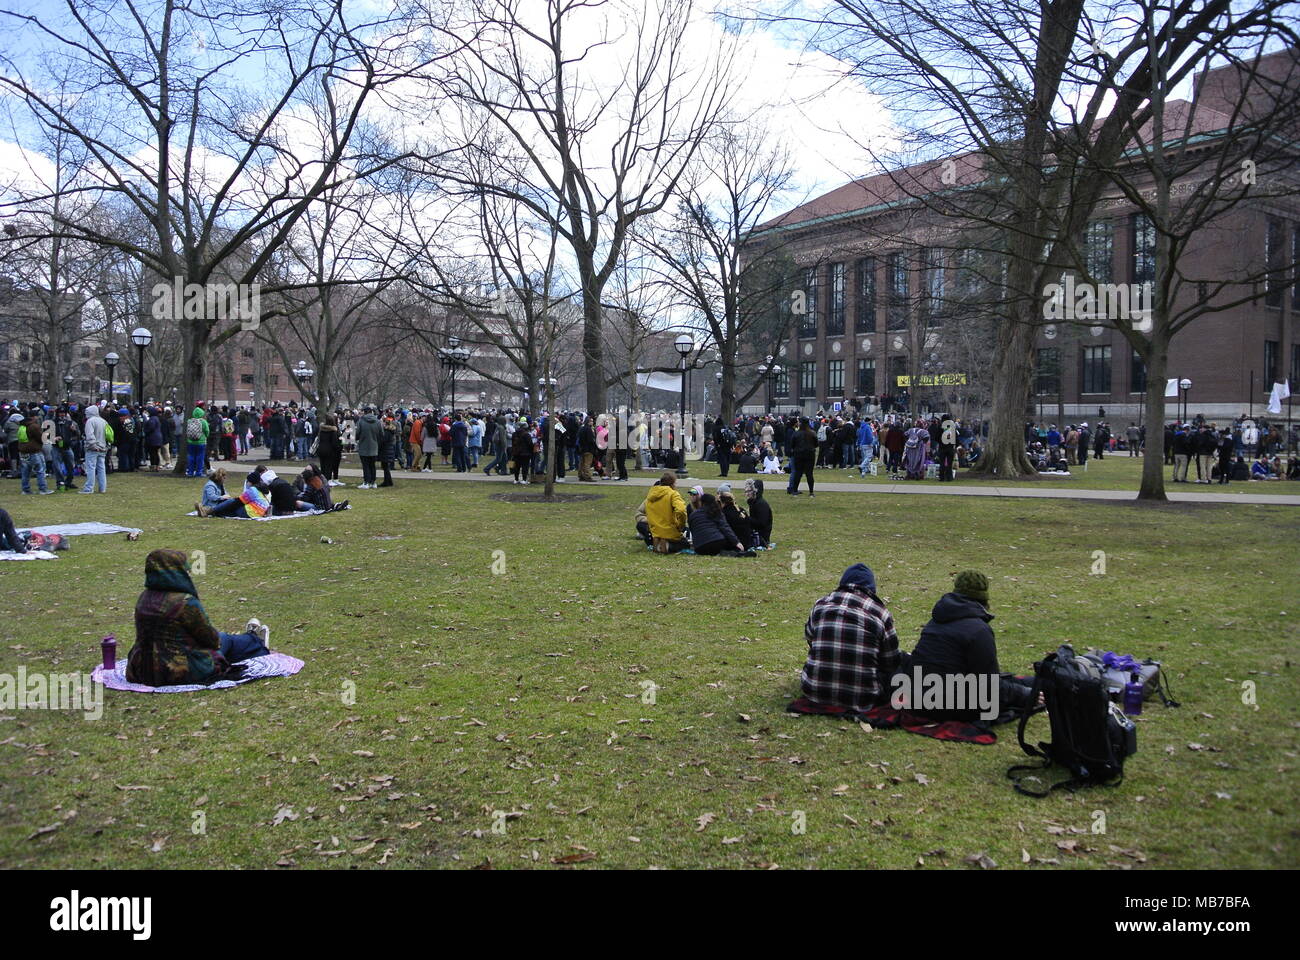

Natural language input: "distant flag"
[1164,378,1179,398]
[1267,380,1289,415]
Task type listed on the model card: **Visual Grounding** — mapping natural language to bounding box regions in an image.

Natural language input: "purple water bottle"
[1123,669,1144,716]
[100,634,117,671]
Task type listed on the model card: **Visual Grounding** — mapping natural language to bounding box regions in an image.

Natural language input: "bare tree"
[0,0,438,471]
[639,124,798,422]
[787,0,1286,478]
[1054,26,1300,500]
[423,0,734,413]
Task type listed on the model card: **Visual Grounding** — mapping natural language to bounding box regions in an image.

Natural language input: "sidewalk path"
[329,466,1300,506]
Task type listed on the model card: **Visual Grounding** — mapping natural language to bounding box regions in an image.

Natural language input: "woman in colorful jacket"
[125,549,270,686]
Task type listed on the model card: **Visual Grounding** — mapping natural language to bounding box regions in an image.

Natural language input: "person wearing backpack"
[184,406,210,477]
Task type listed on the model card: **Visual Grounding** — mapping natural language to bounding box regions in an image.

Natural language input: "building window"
[827,263,845,336]
[888,355,908,391]
[1293,226,1300,309]
[923,248,943,326]
[1265,218,1284,308]
[856,357,875,396]
[1264,340,1279,385]
[269,375,280,386]
[799,361,816,398]
[856,258,876,332]
[240,373,255,385]
[1085,220,1114,283]
[1034,348,1061,396]
[799,267,818,337]
[774,367,789,397]
[1130,348,1147,394]
[887,252,908,331]
[242,347,256,359]
[827,359,844,396]
[1131,214,1155,285]
[1081,345,1112,394]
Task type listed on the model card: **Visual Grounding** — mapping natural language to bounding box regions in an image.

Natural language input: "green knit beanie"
[954,570,989,604]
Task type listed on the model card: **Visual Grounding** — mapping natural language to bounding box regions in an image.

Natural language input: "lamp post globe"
[104,351,119,403]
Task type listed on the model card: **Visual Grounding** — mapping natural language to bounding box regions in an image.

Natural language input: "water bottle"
[100,634,117,671]
[1123,669,1144,716]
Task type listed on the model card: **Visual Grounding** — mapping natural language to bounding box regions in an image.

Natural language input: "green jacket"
[186,406,210,444]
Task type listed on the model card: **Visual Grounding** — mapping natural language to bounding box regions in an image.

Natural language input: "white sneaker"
[244,619,270,646]
[555,477,566,483]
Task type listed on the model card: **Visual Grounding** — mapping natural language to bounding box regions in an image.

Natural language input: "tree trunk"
[171,315,210,475]
[1137,335,1169,502]
[581,270,605,414]
[968,312,1037,477]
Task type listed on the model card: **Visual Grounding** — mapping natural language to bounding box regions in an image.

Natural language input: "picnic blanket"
[17,521,142,537]
[186,508,342,521]
[786,697,998,745]
[93,651,304,693]
[0,550,58,561]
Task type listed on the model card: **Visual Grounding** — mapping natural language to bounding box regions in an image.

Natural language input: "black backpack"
[1008,644,1137,796]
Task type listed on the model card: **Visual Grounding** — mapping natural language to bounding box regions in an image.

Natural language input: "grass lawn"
[649,451,1299,494]
[1,467,1296,870]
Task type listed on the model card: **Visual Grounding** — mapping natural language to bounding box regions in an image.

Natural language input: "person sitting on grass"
[901,571,1036,723]
[645,471,689,554]
[717,483,755,549]
[125,548,271,686]
[1,504,27,553]
[1251,455,1274,480]
[686,493,752,556]
[744,478,773,549]
[800,563,900,713]
[760,448,783,473]
[196,467,257,518]
[296,465,348,512]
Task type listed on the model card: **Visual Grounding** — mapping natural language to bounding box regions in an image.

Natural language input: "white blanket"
[0,550,58,561]
[17,522,142,537]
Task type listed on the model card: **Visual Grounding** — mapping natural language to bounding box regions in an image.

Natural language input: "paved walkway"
[329,465,1300,505]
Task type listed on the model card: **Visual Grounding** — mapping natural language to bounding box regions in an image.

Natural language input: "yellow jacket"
[645,484,687,540]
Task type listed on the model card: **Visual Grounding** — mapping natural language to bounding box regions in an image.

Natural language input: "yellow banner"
[896,373,967,387]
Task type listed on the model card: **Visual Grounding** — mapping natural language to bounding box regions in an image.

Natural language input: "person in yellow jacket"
[643,471,688,553]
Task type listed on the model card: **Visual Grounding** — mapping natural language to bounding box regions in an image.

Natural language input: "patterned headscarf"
[143,549,198,596]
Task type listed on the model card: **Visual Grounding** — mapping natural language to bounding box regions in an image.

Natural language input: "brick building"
[745,50,1300,424]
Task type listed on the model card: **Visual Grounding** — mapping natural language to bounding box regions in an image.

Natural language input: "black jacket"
[790,427,817,457]
[747,484,772,545]
[687,508,738,550]
[909,592,1000,718]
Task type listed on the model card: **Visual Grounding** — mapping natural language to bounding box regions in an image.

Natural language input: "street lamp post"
[1180,377,1192,423]
[294,360,315,402]
[63,373,73,405]
[131,327,152,405]
[674,333,694,477]
[440,336,470,412]
[104,351,119,403]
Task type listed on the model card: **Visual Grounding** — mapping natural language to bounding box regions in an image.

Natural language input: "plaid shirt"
[801,585,901,712]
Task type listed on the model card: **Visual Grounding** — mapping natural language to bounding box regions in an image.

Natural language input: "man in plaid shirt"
[801,563,901,712]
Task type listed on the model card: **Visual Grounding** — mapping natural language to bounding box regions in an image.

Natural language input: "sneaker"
[245,619,270,646]
[39,490,54,495]
[195,502,212,518]
[555,478,566,483]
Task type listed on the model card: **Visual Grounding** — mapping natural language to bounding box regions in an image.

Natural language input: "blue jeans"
[218,631,270,663]
[452,446,468,471]
[469,445,481,467]
[186,443,207,476]
[295,436,309,459]
[81,450,107,492]
[20,452,49,493]
[842,443,855,466]
[54,446,76,485]
[859,447,875,473]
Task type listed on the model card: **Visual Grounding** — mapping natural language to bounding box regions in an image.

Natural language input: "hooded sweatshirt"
[746,479,772,546]
[644,483,688,540]
[82,406,108,452]
[186,407,210,445]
